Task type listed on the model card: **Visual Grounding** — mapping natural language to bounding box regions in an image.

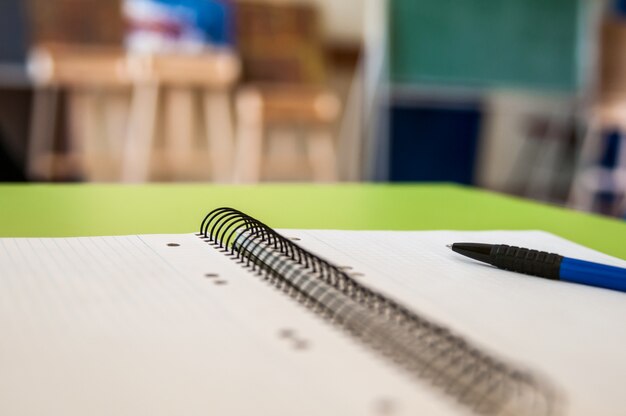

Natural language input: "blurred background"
[1,0,626,218]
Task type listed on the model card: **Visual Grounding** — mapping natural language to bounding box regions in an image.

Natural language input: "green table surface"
[1,183,625,259]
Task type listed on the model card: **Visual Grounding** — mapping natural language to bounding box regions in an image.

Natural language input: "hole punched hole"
[213,280,228,285]
[279,328,295,339]
[374,398,396,415]
[293,339,310,351]
[167,243,180,247]
[205,273,219,278]
[290,237,301,241]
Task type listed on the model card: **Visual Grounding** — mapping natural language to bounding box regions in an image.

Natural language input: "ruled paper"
[0,233,465,416]
[289,229,626,416]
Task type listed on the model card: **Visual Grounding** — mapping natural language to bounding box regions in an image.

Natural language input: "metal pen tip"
[446,244,453,249]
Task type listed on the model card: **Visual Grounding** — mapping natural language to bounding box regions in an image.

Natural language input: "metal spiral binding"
[199,207,560,416]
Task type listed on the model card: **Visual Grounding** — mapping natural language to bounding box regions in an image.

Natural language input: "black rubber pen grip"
[490,245,563,280]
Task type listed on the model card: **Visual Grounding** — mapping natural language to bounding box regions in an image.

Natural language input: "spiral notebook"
[1,208,626,416]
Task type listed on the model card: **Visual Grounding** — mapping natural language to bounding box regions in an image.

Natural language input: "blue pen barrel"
[560,257,626,292]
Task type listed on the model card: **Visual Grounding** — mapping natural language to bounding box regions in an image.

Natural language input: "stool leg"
[568,117,601,211]
[526,118,561,201]
[67,89,102,181]
[204,90,235,182]
[122,84,159,182]
[233,91,263,183]
[267,129,299,179]
[28,87,59,180]
[306,130,338,182]
[103,90,131,179]
[166,87,195,180]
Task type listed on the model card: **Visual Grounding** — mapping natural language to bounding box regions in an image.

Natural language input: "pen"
[448,243,626,293]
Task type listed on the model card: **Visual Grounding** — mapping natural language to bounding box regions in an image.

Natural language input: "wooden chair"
[232,1,341,182]
[568,101,626,215]
[568,18,626,216]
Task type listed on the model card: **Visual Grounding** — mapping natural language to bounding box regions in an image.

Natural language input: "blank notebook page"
[0,234,463,416]
[290,230,626,416]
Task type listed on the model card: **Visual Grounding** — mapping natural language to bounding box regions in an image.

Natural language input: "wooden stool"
[27,44,240,182]
[122,52,240,182]
[234,84,341,182]
[27,44,131,180]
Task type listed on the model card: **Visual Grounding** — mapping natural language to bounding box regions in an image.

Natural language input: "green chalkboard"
[389,0,586,91]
